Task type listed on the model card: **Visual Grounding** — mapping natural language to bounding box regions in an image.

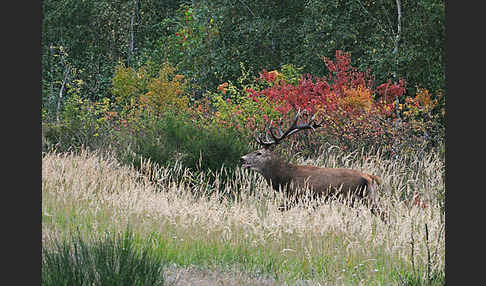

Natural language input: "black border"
[5,1,42,285]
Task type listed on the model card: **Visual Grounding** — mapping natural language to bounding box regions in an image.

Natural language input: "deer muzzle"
[240,156,250,169]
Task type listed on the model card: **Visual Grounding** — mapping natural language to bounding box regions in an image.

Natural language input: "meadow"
[42,2,445,284]
[42,144,444,285]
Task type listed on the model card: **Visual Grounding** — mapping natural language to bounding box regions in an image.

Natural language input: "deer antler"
[255,109,324,148]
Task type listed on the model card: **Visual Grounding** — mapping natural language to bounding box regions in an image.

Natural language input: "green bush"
[42,229,165,286]
[42,95,115,153]
[120,110,251,177]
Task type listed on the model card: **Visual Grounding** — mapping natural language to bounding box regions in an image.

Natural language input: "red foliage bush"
[248,50,410,155]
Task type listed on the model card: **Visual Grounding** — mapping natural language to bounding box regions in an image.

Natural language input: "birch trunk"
[56,66,70,122]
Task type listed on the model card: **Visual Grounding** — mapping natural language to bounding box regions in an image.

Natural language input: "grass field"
[42,147,445,285]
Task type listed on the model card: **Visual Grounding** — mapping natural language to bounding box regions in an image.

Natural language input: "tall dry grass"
[42,146,444,285]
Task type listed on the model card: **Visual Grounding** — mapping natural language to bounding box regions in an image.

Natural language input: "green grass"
[42,228,166,286]
[42,149,445,285]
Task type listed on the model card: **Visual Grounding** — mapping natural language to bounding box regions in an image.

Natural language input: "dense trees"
[42,0,444,111]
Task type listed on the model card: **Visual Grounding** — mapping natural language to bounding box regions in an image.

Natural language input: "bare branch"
[238,0,256,18]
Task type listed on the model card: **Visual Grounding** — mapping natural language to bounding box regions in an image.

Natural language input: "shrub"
[119,110,251,178]
[42,229,165,286]
[198,52,434,157]
[245,50,414,156]
[111,62,189,118]
[111,63,150,116]
[139,63,189,115]
[42,94,115,153]
[208,63,305,138]
[400,87,445,148]
[206,50,442,158]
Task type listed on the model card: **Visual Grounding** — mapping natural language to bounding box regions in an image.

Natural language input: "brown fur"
[241,148,384,218]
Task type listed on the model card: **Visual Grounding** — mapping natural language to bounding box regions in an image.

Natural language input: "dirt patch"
[164,264,279,286]
[163,264,322,285]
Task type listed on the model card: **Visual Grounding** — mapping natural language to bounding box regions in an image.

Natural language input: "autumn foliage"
[237,50,409,154]
[111,62,189,120]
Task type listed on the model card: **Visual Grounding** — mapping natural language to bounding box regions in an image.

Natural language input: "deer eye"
[256,152,262,156]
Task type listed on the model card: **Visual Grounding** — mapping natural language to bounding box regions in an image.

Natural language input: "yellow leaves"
[111,64,146,109]
[340,86,373,111]
[402,88,439,119]
[140,62,188,115]
[269,70,281,78]
[415,87,437,109]
[112,62,189,116]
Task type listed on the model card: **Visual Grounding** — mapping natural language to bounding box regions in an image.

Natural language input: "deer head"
[240,109,323,174]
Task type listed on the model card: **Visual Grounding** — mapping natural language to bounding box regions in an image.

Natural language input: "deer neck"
[261,157,295,190]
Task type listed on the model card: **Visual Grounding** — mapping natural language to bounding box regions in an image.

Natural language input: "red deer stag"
[240,110,384,219]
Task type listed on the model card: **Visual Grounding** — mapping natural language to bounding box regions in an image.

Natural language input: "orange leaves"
[415,88,436,109]
[340,86,373,111]
[402,87,438,118]
[217,82,228,94]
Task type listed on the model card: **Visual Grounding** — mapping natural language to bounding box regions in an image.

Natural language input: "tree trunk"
[393,0,402,119]
[56,65,70,122]
[128,0,138,66]
[392,0,401,82]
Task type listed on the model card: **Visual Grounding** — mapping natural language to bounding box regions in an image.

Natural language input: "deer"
[240,110,386,220]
